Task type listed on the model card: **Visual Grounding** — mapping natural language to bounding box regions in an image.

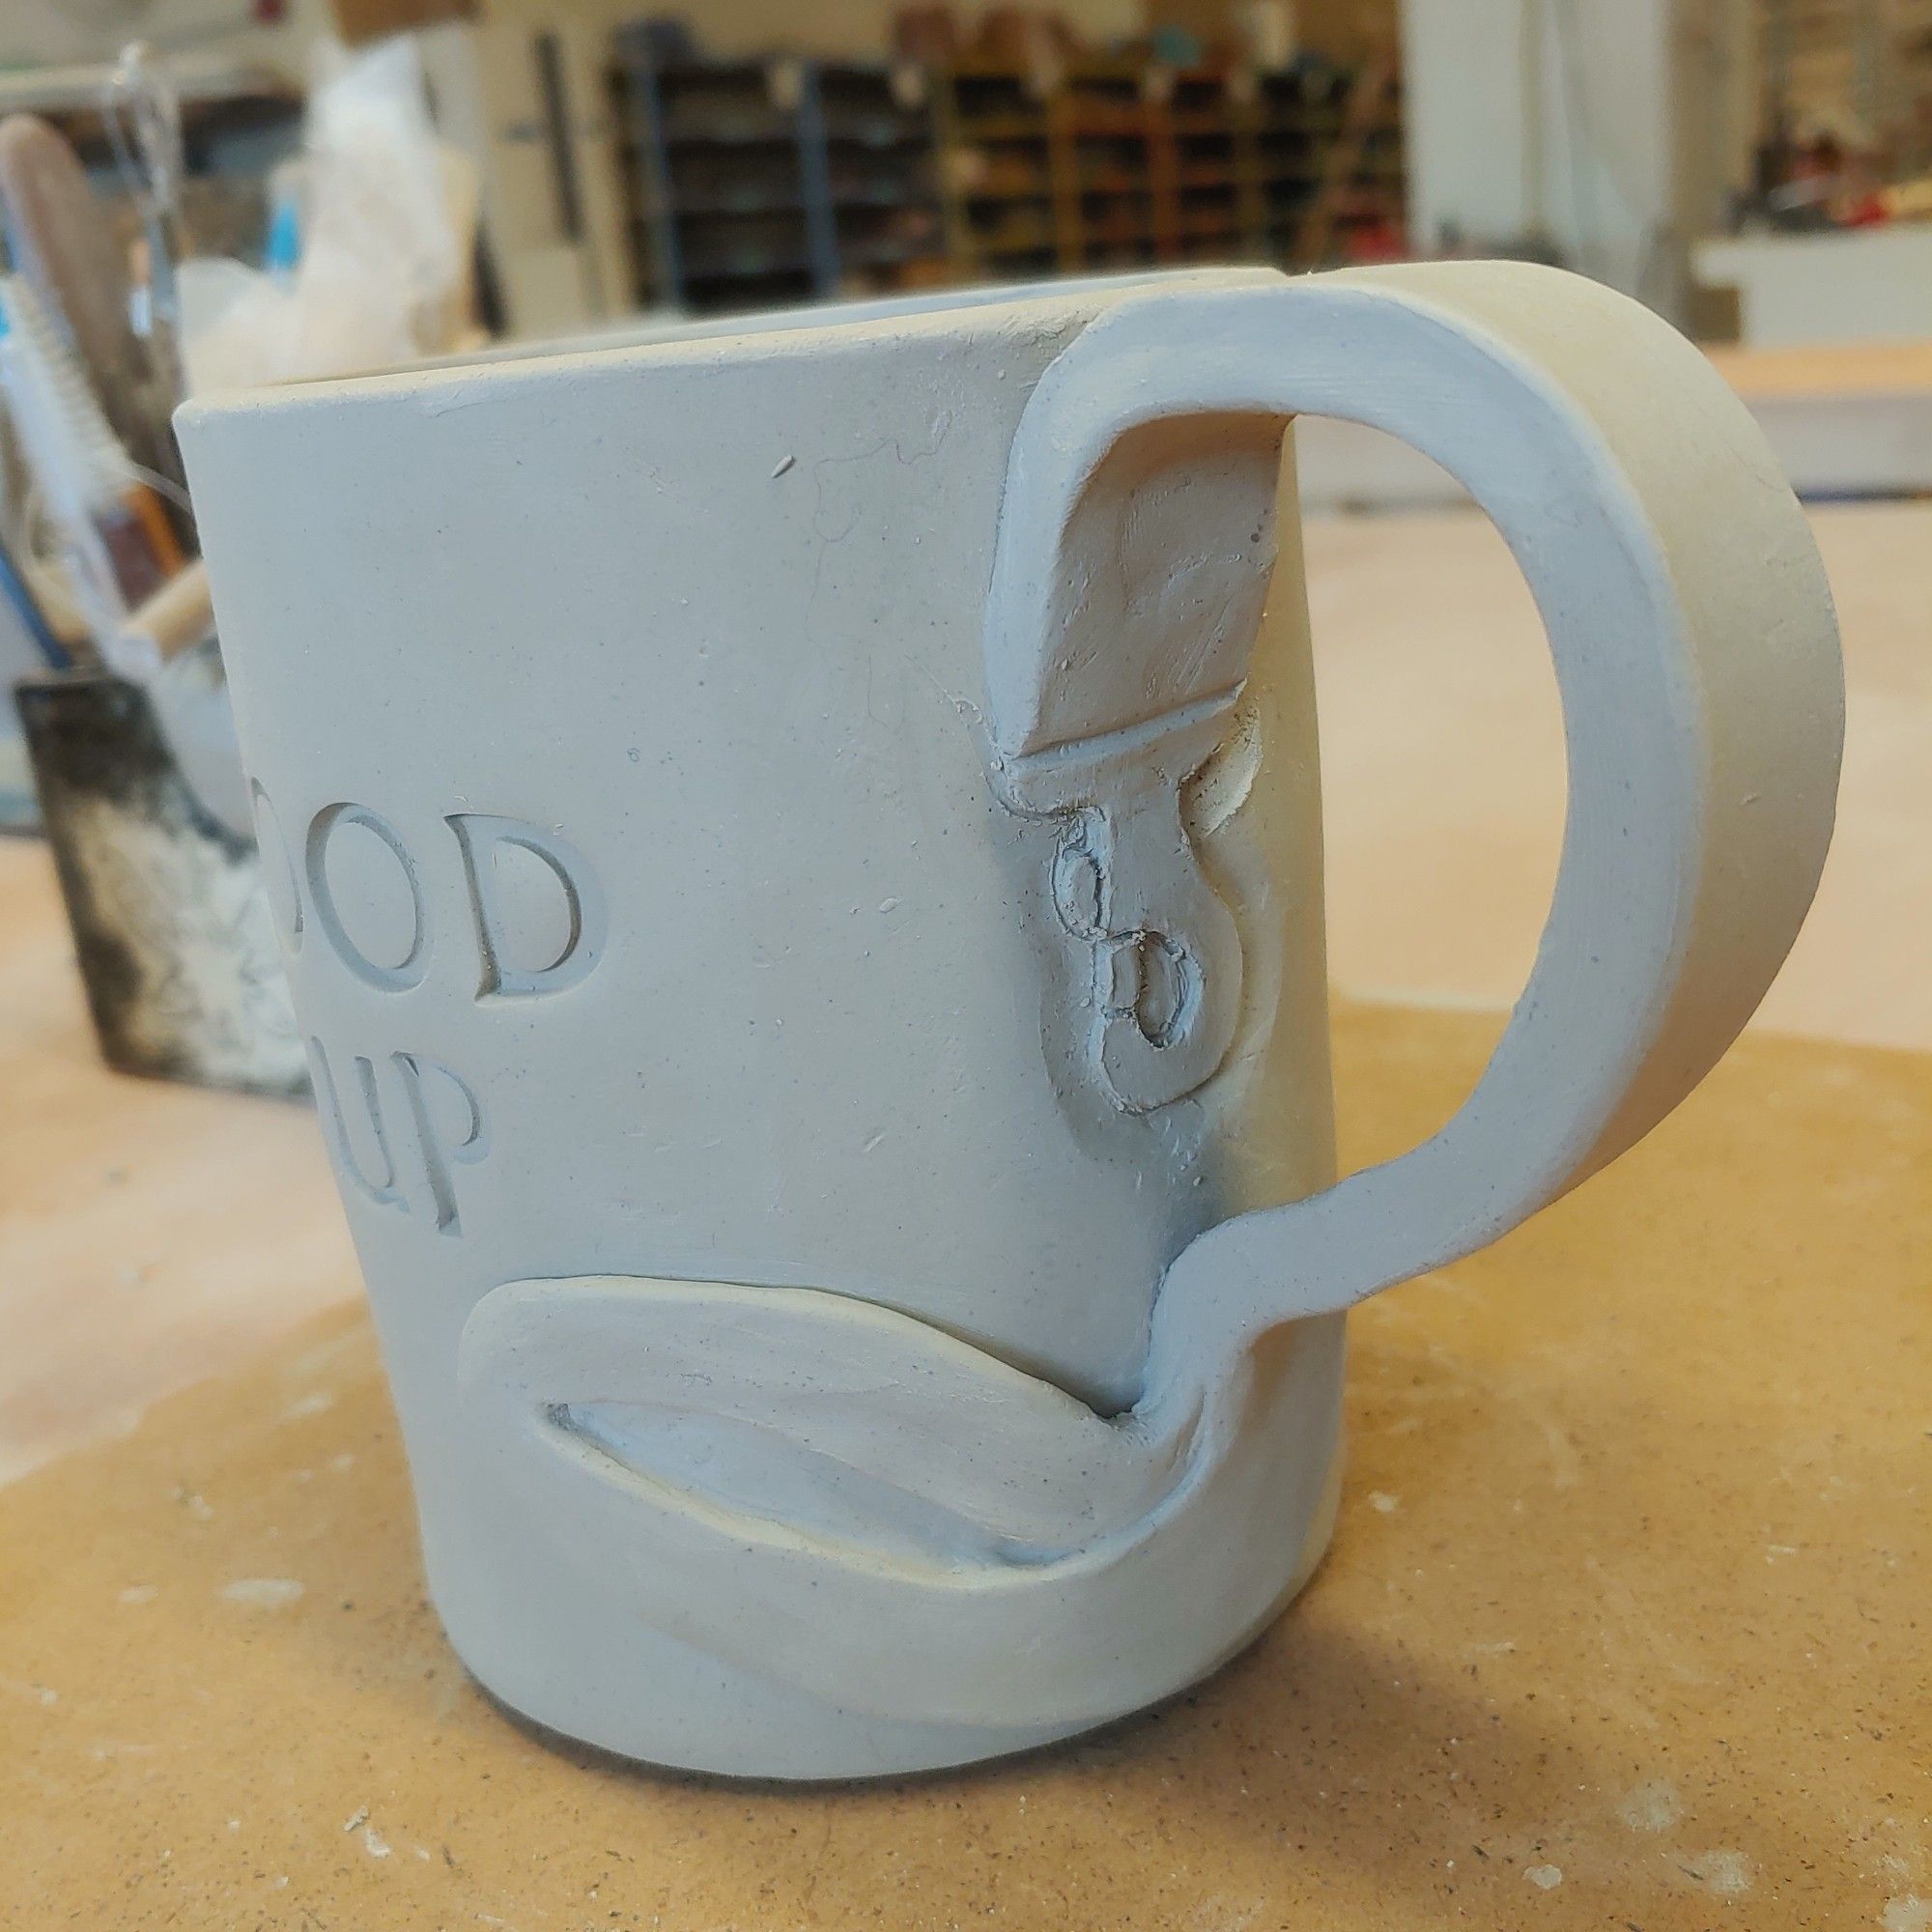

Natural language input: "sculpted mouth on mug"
[538,1380,1206,1577]
[464,1274,1209,1584]
[458,1253,1336,1732]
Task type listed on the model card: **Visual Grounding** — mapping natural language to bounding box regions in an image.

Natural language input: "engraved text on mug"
[256,792,606,1238]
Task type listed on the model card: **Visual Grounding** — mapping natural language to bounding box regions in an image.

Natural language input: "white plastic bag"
[182,35,476,395]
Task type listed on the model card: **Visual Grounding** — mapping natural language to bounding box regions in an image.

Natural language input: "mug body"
[180,271,1345,1776]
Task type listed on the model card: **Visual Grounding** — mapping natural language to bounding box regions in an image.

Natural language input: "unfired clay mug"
[180,263,1842,1779]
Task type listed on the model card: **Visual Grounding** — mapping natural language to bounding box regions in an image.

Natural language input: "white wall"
[1402,0,1685,315]
[1695,226,1932,347]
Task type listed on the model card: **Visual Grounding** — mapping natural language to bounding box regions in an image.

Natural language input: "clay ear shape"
[459,1275,1195,1571]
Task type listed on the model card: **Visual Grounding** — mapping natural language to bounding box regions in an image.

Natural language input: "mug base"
[437,1426,1345,1783]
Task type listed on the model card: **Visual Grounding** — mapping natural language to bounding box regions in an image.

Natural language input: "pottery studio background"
[1,1,1927,1928]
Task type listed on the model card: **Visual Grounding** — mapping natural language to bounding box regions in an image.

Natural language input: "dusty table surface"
[0,832,356,1488]
[2,499,1926,1492]
[1306,498,1932,1050]
[2,997,1926,1930]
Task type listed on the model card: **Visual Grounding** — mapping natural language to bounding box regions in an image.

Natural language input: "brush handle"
[103,559,211,680]
[984,262,1844,1382]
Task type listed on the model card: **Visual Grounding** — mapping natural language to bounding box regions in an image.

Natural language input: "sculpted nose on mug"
[993,700,1250,1115]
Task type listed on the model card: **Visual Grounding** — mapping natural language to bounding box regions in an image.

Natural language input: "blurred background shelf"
[611,29,947,311]
[598,17,1407,306]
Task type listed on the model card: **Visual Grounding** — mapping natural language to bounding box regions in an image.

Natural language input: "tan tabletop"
[1703,337,1932,399]
[4,998,1927,1929]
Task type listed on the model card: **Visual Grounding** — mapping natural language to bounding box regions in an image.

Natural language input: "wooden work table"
[5,997,1926,1929]
[2,502,1926,1928]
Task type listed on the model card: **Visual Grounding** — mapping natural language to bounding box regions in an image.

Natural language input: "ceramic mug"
[180,262,1841,1780]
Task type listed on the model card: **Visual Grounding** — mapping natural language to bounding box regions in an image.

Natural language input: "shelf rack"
[611,30,947,314]
[816,63,950,298]
[1254,55,1406,267]
[931,58,1073,281]
[610,34,1405,312]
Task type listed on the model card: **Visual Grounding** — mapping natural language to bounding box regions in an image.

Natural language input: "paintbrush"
[0,524,69,668]
[0,273,183,653]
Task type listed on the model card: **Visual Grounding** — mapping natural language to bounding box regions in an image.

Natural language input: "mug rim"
[174,265,1282,434]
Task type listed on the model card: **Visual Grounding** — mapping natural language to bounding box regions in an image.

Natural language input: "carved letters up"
[258,794,603,1238]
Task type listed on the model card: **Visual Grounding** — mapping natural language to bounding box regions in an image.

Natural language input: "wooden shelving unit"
[1065,58,1163,270]
[1254,56,1404,269]
[1255,61,1340,261]
[1165,66,1267,265]
[611,35,1405,311]
[611,34,948,313]
[815,63,949,298]
[611,36,814,313]
[932,60,1069,281]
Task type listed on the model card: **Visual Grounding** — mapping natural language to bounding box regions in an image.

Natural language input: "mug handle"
[983,262,1844,1381]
